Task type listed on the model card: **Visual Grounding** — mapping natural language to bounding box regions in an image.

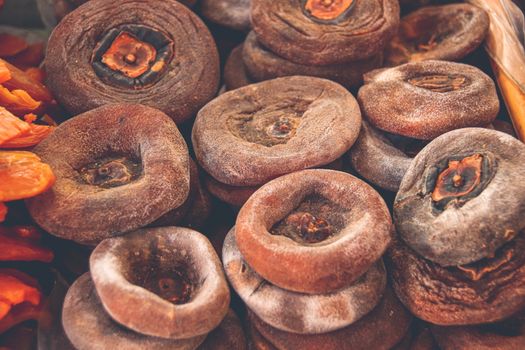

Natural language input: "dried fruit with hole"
[26,103,189,245]
[89,227,230,340]
[45,0,219,124]
[235,169,392,294]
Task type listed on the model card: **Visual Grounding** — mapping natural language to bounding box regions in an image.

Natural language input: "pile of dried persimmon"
[2,0,525,349]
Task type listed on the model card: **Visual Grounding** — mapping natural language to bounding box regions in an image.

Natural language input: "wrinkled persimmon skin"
[0,151,55,202]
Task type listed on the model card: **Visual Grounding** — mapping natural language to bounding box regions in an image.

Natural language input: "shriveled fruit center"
[92,25,173,89]
[228,100,309,147]
[79,157,141,188]
[101,32,156,78]
[143,270,193,305]
[432,154,482,202]
[304,0,354,20]
[408,74,467,93]
[271,194,346,244]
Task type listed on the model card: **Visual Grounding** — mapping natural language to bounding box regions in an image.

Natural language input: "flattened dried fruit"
[242,31,383,89]
[62,273,206,350]
[90,227,230,339]
[358,60,499,140]
[198,309,247,350]
[0,151,55,202]
[387,236,525,325]
[223,45,253,91]
[223,228,386,334]
[394,128,525,266]
[251,0,399,65]
[348,121,414,192]
[45,0,219,124]
[192,76,361,187]
[26,103,189,245]
[247,288,412,350]
[235,169,392,294]
[386,4,489,65]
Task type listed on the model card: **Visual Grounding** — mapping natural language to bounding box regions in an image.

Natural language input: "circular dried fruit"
[198,309,247,350]
[45,0,219,124]
[386,4,489,66]
[90,227,230,340]
[62,273,206,350]
[394,128,525,266]
[247,288,412,350]
[200,0,251,32]
[431,311,525,350]
[26,103,190,245]
[387,236,525,325]
[204,175,258,208]
[358,60,499,140]
[223,45,253,91]
[223,228,386,334]
[235,169,392,294]
[348,121,415,192]
[242,31,383,89]
[192,76,361,187]
[250,0,399,65]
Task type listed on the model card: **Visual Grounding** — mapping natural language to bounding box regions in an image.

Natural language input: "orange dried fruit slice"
[0,151,55,201]
[0,59,52,103]
[0,234,54,262]
[6,43,44,69]
[0,34,28,58]
[0,61,11,83]
[0,107,31,145]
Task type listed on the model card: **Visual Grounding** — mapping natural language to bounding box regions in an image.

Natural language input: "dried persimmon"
[0,151,55,202]
[0,234,53,263]
[0,85,41,115]
[0,59,52,104]
[0,108,30,145]
[0,272,41,320]
[1,124,53,149]
[6,43,45,69]
[0,61,10,83]
[0,203,6,222]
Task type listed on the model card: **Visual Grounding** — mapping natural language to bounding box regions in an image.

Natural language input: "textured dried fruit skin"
[431,311,525,350]
[235,169,392,294]
[0,108,54,148]
[394,128,525,266]
[358,60,499,140]
[0,107,31,144]
[386,4,490,65]
[0,151,55,202]
[223,228,387,334]
[1,60,52,105]
[0,273,40,319]
[89,227,230,340]
[45,0,219,124]
[200,0,251,32]
[242,31,383,89]
[223,45,253,91]
[387,236,525,325]
[62,273,207,350]
[198,309,248,350]
[348,121,413,192]
[251,0,399,65]
[26,103,190,245]
[193,76,362,187]
[247,288,412,350]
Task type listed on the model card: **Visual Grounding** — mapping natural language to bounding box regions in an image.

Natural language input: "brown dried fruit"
[90,227,230,339]
[358,60,499,140]
[192,76,361,187]
[223,228,386,334]
[223,45,253,91]
[200,0,251,32]
[242,31,383,89]
[386,4,489,66]
[45,0,219,124]
[251,0,399,65]
[62,273,207,350]
[235,169,392,294]
[394,128,525,266]
[26,103,190,245]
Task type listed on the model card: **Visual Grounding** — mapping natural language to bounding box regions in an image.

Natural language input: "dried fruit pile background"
[0,0,524,349]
